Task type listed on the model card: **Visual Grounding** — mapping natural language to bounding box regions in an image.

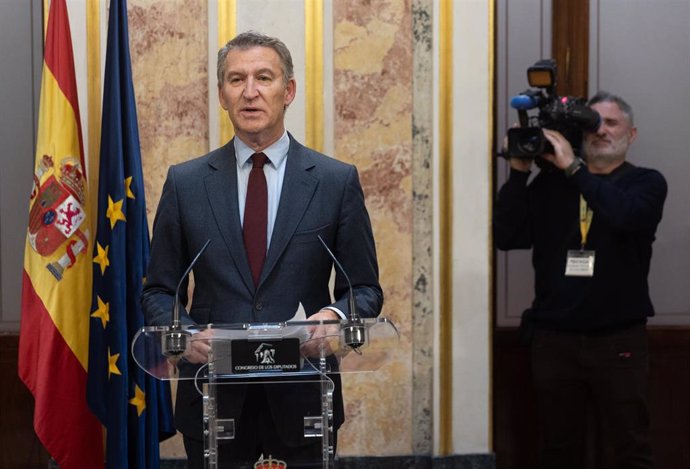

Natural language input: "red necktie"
[243,152,268,286]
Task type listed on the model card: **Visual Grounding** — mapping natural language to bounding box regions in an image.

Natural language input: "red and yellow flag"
[18,1,104,467]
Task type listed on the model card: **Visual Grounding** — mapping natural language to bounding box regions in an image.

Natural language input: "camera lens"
[507,127,546,158]
[518,134,542,154]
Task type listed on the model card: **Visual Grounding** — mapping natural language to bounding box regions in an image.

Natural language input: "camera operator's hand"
[541,128,577,170]
[504,125,533,173]
[509,156,533,173]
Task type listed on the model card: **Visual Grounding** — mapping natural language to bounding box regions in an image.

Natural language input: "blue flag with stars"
[87,0,175,467]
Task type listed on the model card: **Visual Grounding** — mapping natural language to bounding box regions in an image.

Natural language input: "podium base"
[160,453,496,469]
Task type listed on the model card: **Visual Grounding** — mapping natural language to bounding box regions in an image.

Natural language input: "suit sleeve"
[329,165,383,318]
[141,166,195,327]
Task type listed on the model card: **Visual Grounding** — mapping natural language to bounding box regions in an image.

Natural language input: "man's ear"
[284,78,297,108]
[218,85,228,110]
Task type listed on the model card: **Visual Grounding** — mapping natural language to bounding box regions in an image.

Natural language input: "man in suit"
[142,31,383,468]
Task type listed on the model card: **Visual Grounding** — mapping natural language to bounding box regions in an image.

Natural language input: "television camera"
[505,59,601,160]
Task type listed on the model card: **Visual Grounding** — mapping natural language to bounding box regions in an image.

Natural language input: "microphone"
[316,234,366,351]
[162,238,211,357]
[510,91,545,110]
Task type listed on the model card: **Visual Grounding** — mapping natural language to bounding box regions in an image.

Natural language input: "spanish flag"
[18,1,104,468]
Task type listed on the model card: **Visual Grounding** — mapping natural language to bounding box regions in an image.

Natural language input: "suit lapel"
[204,141,255,292]
[261,139,318,284]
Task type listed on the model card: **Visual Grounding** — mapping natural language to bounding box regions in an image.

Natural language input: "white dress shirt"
[234,131,289,250]
[233,132,347,320]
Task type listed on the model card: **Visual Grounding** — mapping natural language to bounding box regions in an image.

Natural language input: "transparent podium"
[132,317,399,468]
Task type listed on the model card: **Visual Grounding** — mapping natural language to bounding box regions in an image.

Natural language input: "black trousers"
[531,324,654,469]
[183,386,334,469]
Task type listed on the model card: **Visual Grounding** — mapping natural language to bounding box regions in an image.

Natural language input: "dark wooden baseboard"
[0,334,49,469]
[493,327,690,469]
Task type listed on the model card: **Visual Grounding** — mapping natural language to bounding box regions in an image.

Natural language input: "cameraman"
[494,91,667,469]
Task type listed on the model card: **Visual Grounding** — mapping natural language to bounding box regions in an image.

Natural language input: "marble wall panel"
[130,0,209,227]
[333,0,415,456]
[411,0,434,455]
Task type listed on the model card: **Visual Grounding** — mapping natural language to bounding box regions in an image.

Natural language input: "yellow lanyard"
[579,194,593,249]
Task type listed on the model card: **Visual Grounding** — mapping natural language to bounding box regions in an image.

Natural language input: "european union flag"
[87,0,175,467]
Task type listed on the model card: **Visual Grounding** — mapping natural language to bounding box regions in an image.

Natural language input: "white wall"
[590,0,690,324]
[433,0,493,455]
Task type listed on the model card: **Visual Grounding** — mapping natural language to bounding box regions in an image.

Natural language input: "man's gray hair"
[217,31,294,87]
[588,91,635,126]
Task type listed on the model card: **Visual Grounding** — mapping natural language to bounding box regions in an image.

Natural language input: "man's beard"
[583,136,629,167]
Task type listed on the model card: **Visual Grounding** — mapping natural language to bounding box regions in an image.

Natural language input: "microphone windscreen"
[510,94,539,110]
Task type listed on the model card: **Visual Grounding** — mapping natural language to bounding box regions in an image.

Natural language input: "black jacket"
[494,162,667,332]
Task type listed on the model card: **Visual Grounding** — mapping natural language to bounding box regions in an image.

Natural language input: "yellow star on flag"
[124,176,135,199]
[106,195,126,229]
[93,242,110,275]
[91,296,110,329]
[129,384,146,416]
[108,348,121,379]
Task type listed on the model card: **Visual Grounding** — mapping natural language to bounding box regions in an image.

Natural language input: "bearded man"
[494,91,667,469]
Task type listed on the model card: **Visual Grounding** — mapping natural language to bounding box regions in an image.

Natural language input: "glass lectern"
[132,317,399,469]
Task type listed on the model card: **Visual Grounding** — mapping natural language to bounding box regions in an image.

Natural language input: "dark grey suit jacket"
[142,134,383,444]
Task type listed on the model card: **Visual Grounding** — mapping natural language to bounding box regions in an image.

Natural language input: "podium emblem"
[254,454,287,469]
[255,342,276,364]
[230,338,300,373]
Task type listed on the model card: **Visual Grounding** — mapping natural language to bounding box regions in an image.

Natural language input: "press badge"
[565,250,595,277]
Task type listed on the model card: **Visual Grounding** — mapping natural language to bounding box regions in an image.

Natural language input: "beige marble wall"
[332,0,415,457]
[131,0,432,458]
[130,0,209,228]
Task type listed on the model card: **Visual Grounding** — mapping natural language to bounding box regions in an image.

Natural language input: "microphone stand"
[162,239,211,357]
[317,235,367,351]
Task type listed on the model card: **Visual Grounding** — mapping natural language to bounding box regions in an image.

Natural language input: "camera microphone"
[510,91,545,110]
[162,238,211,357]
[316,234,366,351]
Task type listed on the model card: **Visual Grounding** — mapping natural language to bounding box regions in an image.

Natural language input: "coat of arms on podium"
[254,454,287,469]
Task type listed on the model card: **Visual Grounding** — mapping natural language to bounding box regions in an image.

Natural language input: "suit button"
[255,300,263,311]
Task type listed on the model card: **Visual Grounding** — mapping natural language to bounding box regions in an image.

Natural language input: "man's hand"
[306,308,341,322]
[509,156,533,173]
[504,124,533,173]
[541,128,577,170]
[183,327,214,364]
[301,309,341,358]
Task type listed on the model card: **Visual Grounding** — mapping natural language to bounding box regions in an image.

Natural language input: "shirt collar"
[234,131,290,168]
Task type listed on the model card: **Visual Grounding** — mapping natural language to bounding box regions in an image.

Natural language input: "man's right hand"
[504,124,533,173]
[184,327,214,364]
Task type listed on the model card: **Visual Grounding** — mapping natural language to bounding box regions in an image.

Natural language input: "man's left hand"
[301,309,341,358]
